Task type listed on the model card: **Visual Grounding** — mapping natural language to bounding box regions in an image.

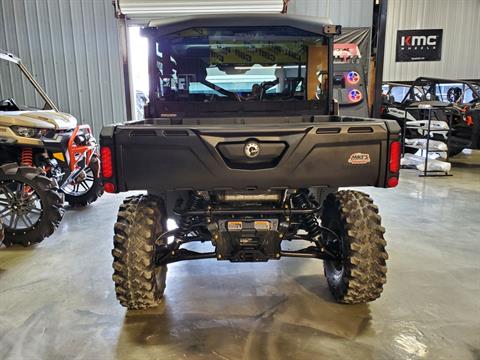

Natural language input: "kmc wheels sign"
[396,29,443,62]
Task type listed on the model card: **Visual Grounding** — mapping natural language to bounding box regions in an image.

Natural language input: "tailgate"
[101,120,400,191]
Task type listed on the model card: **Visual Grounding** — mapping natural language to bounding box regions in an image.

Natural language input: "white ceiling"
[118,0,284,25]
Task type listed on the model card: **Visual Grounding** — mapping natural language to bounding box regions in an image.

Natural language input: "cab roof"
[146,14,338,37]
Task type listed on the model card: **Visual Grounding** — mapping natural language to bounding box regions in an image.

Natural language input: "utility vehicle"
[382,77,480,156]
[101,15,401,310]
[0,50,102,245]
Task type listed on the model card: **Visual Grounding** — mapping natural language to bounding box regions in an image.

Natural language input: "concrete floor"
[1,158,479,360]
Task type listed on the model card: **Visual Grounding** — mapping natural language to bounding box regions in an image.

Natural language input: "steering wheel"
[447,87,462,103]
[259,79,279,101]
[0,98,20,111]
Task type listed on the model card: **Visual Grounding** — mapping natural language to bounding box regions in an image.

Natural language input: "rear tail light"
[387,177,399,188]
[389,141,401,173]
[100,146,113,178]
[387,140,401,188]
[104,182,115,193]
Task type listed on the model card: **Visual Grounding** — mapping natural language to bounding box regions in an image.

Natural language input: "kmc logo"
[401,35,437,47]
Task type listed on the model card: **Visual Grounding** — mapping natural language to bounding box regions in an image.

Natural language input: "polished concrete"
[1,156,479,360]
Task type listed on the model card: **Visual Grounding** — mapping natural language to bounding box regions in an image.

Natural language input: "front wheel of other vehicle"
[321,190,388,304]
[63,155,103,207]
[0,163,64,247]
[112,195,168,310]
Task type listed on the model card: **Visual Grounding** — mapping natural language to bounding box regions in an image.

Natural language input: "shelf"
[401,105,453,177]
[405,147,448,153]
[405,126,449,132]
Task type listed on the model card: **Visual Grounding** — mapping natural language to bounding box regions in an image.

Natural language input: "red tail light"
[100,146,113,178]
[389,141,401,173]
[104,182,115,193]
[387,177,399,188]
[387,140,401,188]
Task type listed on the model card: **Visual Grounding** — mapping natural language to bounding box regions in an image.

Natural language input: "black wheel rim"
[0,180,43,231]
[63,167,95,196]
[325,217,345,276]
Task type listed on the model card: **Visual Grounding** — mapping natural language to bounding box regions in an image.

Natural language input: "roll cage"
[0,50,58,112]
[400,77,480,105]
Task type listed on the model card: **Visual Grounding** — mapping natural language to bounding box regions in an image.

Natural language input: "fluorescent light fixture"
[118,0,284,17]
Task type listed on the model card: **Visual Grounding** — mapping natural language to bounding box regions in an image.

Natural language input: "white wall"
[288,0,374,27]
[0,0,127,135]
[383,0,480,81]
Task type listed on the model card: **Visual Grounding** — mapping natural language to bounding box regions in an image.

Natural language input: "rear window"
[149,26,329,103]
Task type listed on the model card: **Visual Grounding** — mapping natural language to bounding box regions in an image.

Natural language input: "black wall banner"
[396,29,443,62]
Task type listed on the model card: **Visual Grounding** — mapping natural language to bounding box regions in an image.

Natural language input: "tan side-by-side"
[0,50,103,247]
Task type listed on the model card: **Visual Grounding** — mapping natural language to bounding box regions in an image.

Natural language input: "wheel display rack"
[401,106,453,177]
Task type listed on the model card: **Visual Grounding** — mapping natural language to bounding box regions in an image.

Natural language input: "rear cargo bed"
[101,117,400,192]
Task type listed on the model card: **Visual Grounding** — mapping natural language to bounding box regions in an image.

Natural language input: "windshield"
[148,26,329,109]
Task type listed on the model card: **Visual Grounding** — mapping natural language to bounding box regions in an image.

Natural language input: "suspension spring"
[21,147,33,166]
[178,192,204,236]
[290,190,322,238]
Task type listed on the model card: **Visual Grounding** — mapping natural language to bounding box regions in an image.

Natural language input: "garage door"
[116,0,285,25]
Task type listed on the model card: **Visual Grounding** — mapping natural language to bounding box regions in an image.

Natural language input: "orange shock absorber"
[21,147,34,166]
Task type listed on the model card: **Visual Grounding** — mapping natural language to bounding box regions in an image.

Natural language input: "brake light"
[104,182,115,193]
[389,141,401,173]
[387,177,399,188]
[100,146,113,178]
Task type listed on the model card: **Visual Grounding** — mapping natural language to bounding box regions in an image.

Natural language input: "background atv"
[0,50,102,245]
[382,77,480,157]
[0,50,103,207]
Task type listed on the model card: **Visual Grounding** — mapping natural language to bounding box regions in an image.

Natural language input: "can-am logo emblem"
[348,153,371,165]
[244,141,260,158]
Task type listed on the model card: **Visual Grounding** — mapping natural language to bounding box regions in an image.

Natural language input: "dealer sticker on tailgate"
[348,153,371,165]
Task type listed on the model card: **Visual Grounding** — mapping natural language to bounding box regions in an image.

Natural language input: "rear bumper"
[101,120,401,192]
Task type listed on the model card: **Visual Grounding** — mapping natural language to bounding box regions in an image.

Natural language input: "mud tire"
[112,195,167,310]
[0,163,64,247]
[64,155,103,207]
[321,190,388,304]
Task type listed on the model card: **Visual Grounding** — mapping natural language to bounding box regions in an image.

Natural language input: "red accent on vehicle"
[104,182,115,193]
[389,141,401,173]
[67,125,95,171]
[466,115,473,126]
[387,177,399,188]
[21,147,33,166]
[100,146,113,178]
